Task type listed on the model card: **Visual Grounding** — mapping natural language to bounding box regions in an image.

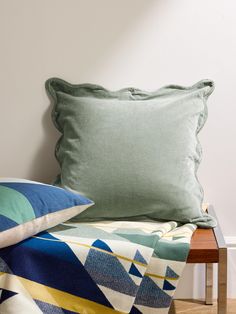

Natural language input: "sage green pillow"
[46,78,216,228]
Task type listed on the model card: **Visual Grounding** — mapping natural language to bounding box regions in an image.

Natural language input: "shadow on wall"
[20,0,157,183]
[27,103,60,184]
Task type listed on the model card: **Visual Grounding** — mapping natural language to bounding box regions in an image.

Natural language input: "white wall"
[0,0,236,297]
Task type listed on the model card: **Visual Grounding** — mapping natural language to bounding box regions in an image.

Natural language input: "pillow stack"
[0,178,93,248]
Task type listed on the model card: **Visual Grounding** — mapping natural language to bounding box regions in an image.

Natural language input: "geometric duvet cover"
[0,220,196,314]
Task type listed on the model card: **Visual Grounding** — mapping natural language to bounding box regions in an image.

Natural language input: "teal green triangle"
[0,185,35,223]
[114,232,157,248]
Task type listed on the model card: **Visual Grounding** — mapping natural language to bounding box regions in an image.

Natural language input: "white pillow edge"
[0,203,93,249]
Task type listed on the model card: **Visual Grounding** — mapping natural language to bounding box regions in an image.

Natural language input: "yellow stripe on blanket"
[33,235,147,267]
[145,272,178,281]
[0,272,125,314]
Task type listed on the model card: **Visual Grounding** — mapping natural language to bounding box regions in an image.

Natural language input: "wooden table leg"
[218,248,227,314]
[205,263,213,305]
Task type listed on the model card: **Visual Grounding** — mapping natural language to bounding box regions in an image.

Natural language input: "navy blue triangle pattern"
[0,215,18,232]
[130,305,143,314]
[0,289,18,304]
[0,215,191,313]
[135,276,172,308]
[35,300,77,314]
[163,280,175,291]
[165,266,179,279]
[0,182,92,218]
[0,235,113,308]
[92,239,113,252]
[84,247,139,296]
[0,257,13,274]
[134,249,147,264]
[129,263,143,278]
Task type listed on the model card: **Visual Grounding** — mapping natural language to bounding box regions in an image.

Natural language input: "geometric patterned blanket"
[0,220,196,313]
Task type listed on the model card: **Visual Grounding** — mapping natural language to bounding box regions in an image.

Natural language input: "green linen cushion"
[46,78,216,228]
[0,178,94,248]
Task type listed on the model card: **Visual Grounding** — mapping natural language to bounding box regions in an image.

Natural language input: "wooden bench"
[186,205,227,314]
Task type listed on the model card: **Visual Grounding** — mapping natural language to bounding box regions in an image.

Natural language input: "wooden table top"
[187,228,219,263]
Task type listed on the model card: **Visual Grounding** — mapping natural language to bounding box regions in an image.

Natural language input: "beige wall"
[1,0,236,241]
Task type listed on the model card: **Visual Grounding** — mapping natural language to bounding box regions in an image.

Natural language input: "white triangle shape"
[98,285,135,312]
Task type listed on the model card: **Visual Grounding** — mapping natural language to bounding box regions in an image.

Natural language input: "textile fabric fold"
[0,220,196,313]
